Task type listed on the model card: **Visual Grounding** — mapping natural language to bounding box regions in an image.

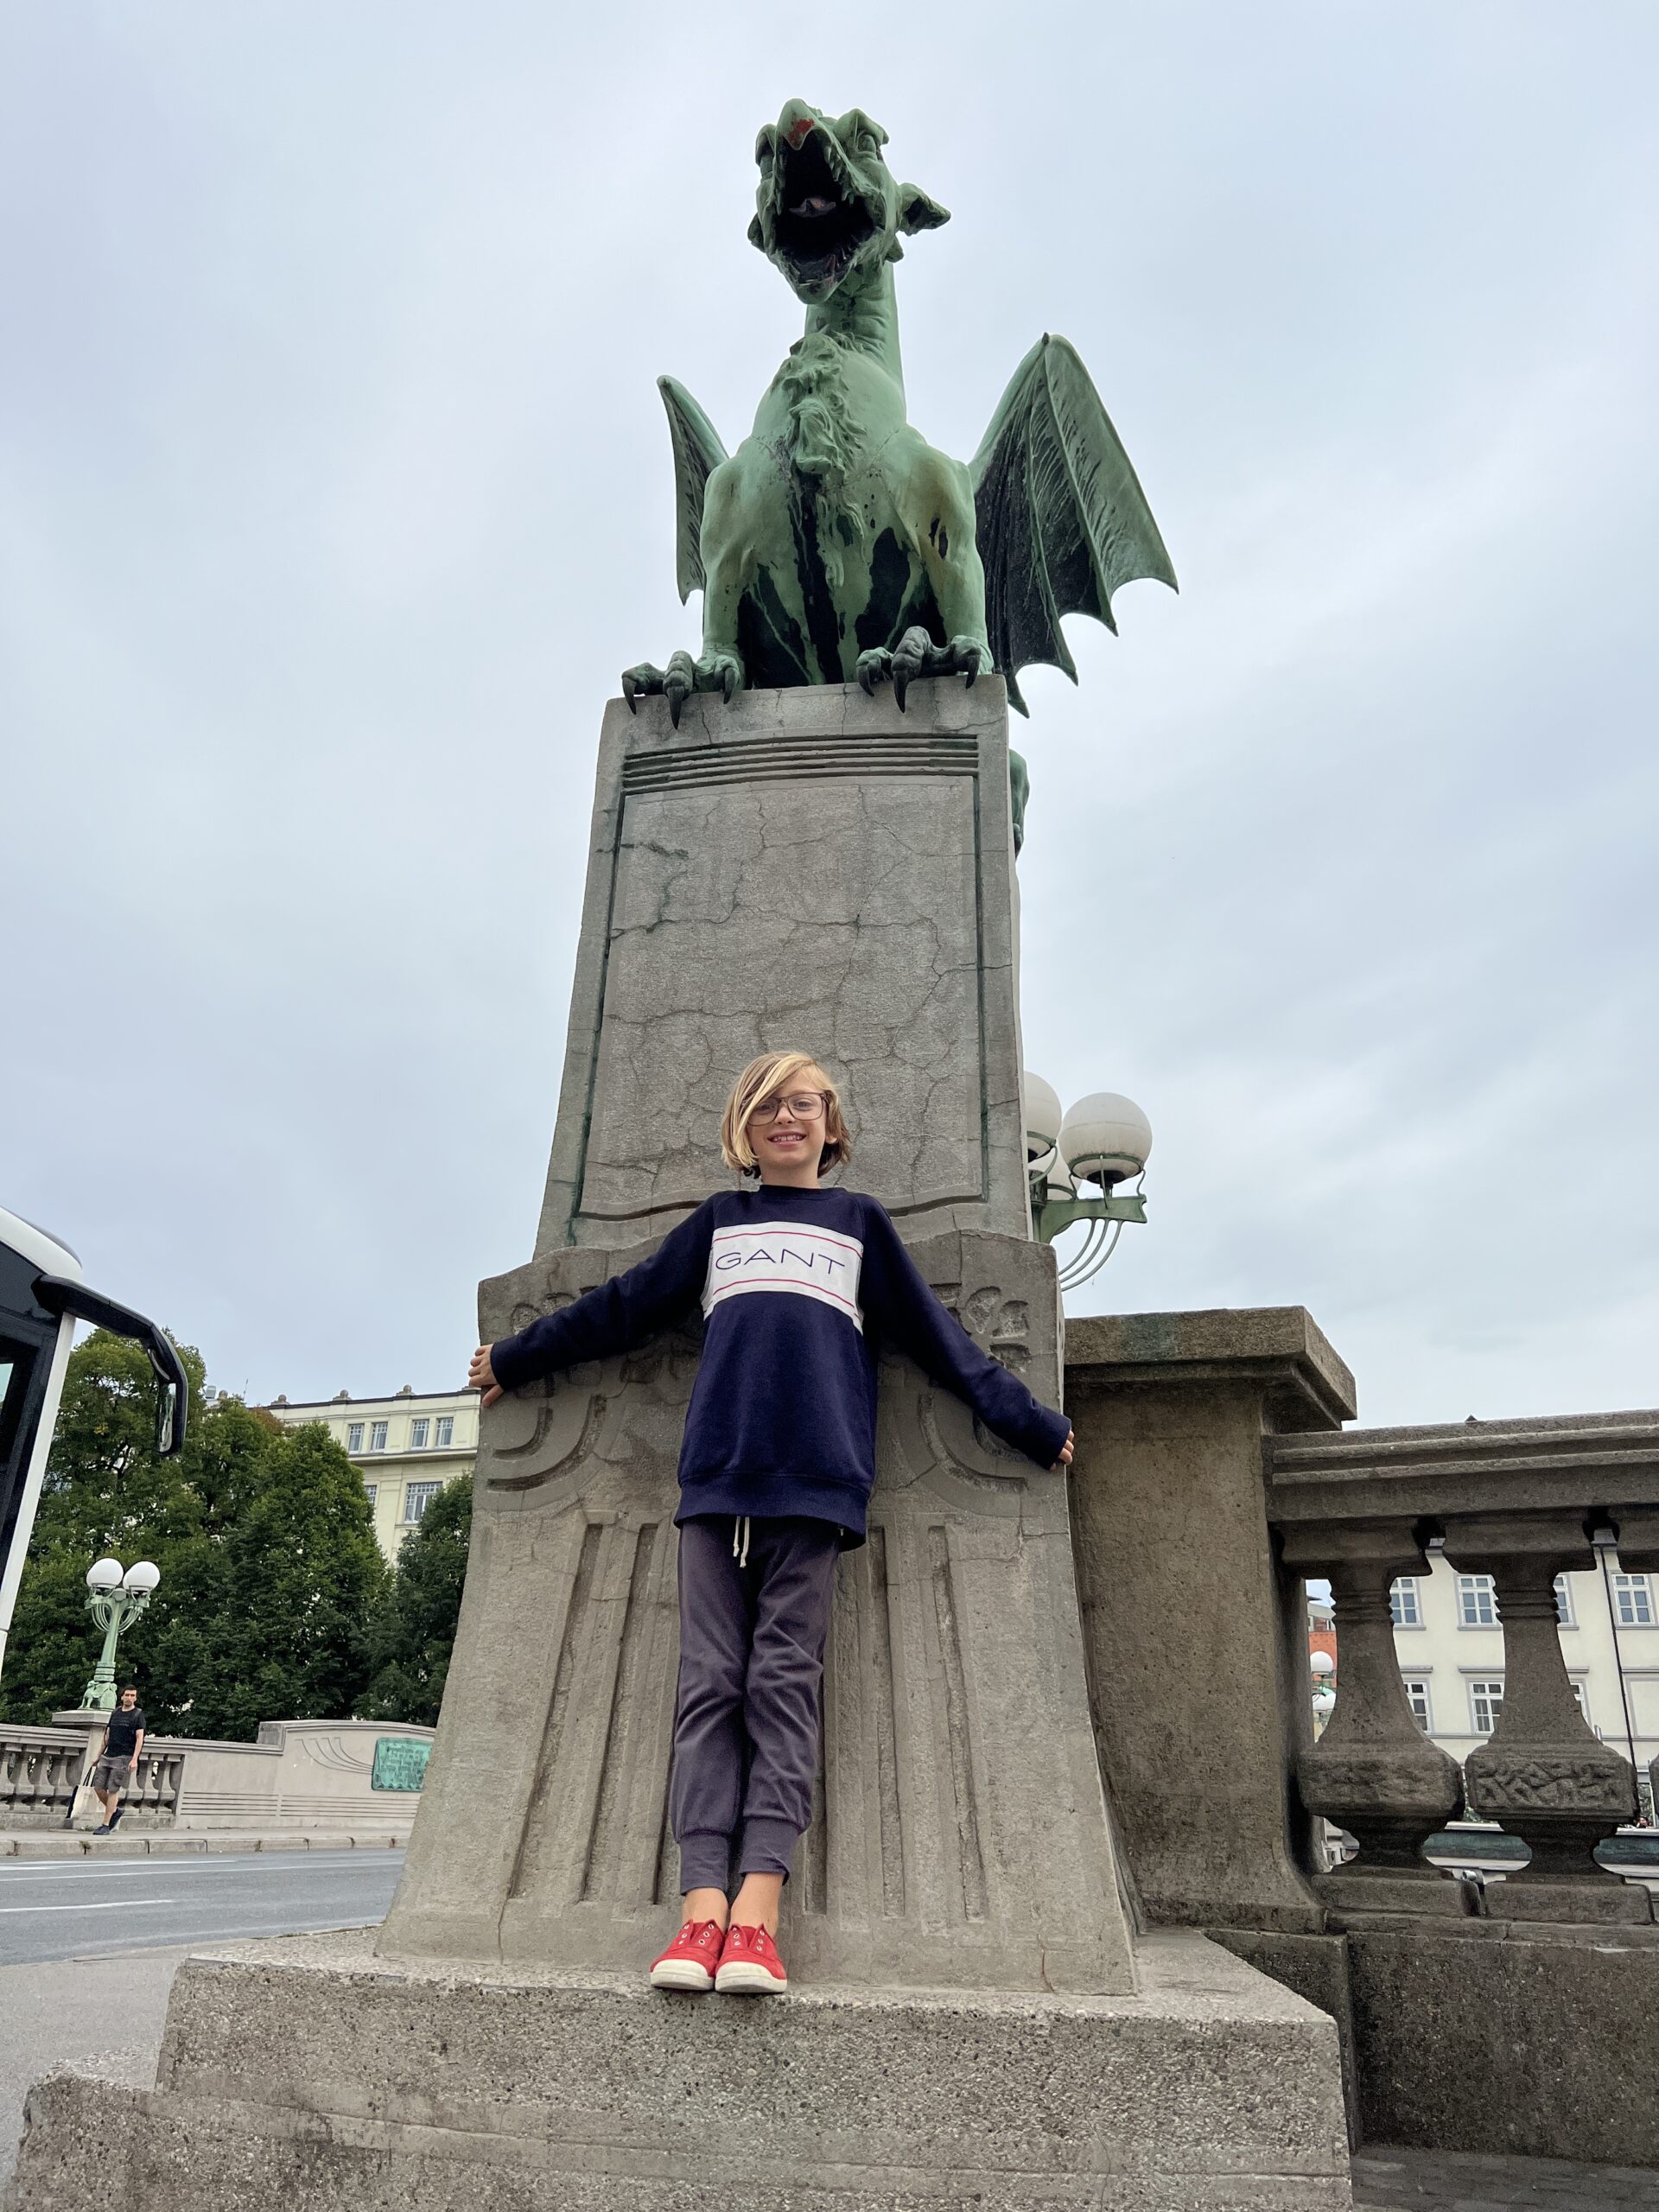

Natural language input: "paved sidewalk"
[1354,2145,1659,2209]
[0,1946,187,2192]
[1,1827,410,1858]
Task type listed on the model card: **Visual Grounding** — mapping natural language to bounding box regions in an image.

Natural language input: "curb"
[0,1830,410,1859]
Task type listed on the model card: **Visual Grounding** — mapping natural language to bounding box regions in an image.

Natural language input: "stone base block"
[1346,1919,1659,2164]
[1312,1871,1473,1921]
[1477,1876,1653,1925]
[1205,1929,1357,2153]
[7,1928,1352,2211]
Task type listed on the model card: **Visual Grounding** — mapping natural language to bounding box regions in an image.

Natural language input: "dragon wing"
[970,334,1176,715]
[657,376,730,604]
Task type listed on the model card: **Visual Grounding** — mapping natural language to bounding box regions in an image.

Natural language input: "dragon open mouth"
[771,131,880,290]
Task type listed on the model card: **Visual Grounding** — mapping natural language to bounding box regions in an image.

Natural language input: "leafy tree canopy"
[362,1474,472,1728]
[0,1330,391,1739]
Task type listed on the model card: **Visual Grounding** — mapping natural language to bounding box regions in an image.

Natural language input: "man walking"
[86,1685,144,1835]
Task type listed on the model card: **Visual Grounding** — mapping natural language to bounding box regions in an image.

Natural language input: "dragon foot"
[856,627,982,711]
[622,649,743,728]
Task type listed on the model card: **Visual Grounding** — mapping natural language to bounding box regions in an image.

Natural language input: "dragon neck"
[804,262,904,391]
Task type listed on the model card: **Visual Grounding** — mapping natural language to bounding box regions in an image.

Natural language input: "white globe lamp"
[1310,1650,1335,1678]
[123,1560,162,1594]
[1022,1071,1063,1168]
[86,1558,124,1593]
[1059,1093,1154,1192]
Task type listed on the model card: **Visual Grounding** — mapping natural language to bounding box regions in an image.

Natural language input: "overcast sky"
[3,3,1655,1428]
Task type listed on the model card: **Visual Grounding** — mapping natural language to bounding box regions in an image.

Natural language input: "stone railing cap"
[1065,1306,1356,1430]
[1268,1407,1659,1525]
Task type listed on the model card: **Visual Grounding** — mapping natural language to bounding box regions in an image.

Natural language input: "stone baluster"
[1279,1520,1469,1916]
[1440,1511,1647,1923]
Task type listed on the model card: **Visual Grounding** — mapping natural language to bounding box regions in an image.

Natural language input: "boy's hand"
[468,1345,503,1408]
[1052,1427,1074,1471]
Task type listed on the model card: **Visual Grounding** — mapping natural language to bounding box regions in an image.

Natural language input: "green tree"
[0,1332,391,1737]
[186,1421,390,1740]
[363,1475,472,1726]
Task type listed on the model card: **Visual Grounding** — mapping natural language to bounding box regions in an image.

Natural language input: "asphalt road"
[0,1847,404,1967]
[0,1848,404,2188]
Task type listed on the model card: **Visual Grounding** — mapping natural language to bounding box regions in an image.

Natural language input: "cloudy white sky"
[3,3,1655,1426]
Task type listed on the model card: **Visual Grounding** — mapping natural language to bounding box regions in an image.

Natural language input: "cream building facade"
[1389,1550,1659,1815]
[264,1386,478,1560]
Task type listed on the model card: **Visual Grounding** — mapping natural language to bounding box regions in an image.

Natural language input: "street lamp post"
[1023,1074,1153,1290]
[80,1556,161,1712]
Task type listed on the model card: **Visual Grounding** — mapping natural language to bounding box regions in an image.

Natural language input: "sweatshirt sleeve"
[860,1205,1072,1469]
[489,1202,715,1391]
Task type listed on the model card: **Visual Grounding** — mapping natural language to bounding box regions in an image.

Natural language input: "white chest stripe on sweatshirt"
[702,1223,865,1332]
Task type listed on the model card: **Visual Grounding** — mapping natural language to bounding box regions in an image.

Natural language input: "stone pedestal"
[380,1221,1135,1994]
[537,680,1030,1251]
[1064,1308,1356,1934]
[7,684,1351,2208]
[9,1927,1352,2211]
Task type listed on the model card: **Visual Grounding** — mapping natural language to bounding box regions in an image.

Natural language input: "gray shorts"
[89,1757,131,1793]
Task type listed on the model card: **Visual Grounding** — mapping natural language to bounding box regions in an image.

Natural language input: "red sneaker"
[714,1922,788,1994]
[648,1918,725,1992]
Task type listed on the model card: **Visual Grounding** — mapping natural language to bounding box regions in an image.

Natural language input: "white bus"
[0,1205,186,1682]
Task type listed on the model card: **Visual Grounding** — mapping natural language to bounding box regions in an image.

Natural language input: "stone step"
[8,1928,1353,2211]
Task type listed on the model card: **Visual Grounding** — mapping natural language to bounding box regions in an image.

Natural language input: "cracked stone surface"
[536,679,1028,1253]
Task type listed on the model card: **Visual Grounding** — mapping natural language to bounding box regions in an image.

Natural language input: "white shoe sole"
[714,1963,787,1995]
[649,1961,715,1992]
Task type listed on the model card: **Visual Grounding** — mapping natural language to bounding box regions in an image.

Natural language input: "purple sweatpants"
[671,1515,842,1893]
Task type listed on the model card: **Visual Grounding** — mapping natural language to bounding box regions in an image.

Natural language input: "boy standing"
[469,1052,1072,1994]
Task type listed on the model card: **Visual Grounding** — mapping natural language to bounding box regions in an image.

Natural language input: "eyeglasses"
[751,1093,827,1123]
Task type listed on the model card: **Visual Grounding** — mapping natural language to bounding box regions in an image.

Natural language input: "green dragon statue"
[623,99,1176,766]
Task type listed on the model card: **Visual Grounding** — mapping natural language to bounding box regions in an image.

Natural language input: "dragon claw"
[859,628,984,712]
[619,651,744,721]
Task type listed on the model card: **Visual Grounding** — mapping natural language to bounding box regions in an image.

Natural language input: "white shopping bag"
[67,1782,99,1827]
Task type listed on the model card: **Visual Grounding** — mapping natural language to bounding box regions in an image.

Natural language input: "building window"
[1457,1574,1498,1628]
[1569,1680,1592,1727]
[363,1484,378,1510]
[346,1422,364,1452]
[1389,1578,1422,1628]
[403,1481,441,1525]
[1402,1677,1432,1732]
[1469,1680,1504,1736]
[1554,1575,1575,1627]
[435,1415,454,1448]
[410,1418,429,1449]
[370,1421,389,1452]
[1613,1573,1656,1627]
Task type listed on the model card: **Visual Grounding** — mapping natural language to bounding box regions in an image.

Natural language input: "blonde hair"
[721,1051,851,1177]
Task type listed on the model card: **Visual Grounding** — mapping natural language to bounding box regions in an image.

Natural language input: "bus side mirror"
[32,1277,189,1459]
[156,1380,181,1457]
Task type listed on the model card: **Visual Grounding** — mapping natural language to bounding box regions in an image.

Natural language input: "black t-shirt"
[105,1708,145,1759]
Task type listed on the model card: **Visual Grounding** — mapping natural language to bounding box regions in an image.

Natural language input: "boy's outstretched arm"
[863,1211,1074,1471]
[473,1202,715,1402]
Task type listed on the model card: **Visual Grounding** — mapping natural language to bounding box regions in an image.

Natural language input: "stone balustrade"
[0,1726,87,1822]
[1065,1316,1659,2166]
[1268,1410,1659,1924]
[0,1723,188,1827]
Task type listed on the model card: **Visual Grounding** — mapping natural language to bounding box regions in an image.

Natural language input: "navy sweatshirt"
[488,1185,1071,1546]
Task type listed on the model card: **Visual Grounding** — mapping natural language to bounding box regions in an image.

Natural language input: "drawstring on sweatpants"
[733,1516,751,1569]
